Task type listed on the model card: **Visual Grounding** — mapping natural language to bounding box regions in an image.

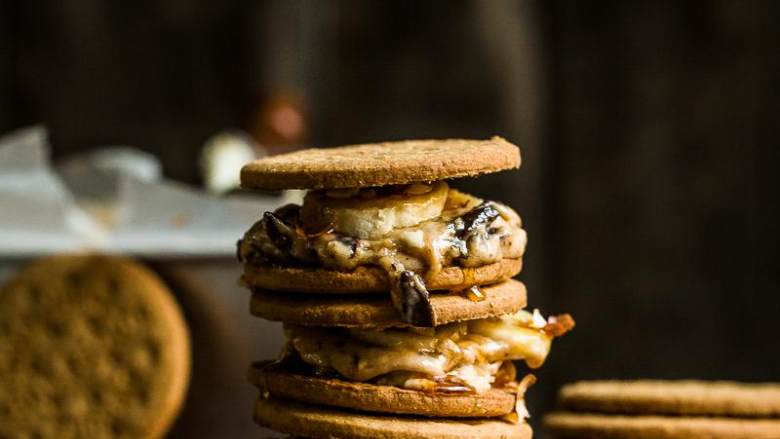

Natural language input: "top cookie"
[240,136,521,190]
[558,380,780,418]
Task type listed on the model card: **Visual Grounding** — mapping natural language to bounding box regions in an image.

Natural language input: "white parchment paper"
[0,126,289,257]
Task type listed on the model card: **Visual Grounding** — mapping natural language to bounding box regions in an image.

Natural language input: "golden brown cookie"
[248,361,516,418]
[242,258,522,294]
[544,412,780,439]
[558,380,780,417]
[0,254,190,439]
[249,279,527,328]
[240,137,520,190]
[255,395,533,439]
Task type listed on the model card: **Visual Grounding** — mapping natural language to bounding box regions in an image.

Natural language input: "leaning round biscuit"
[240,136,520,190]
[0,254,190,439]
[242,258,522,294]
[255,396,532,439]
[544,413,780,439]
[250,279,526,328]
[248,361,516,418]
[558,380,780,418]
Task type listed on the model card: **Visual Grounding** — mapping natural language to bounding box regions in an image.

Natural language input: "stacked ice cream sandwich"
[237,137,573,438]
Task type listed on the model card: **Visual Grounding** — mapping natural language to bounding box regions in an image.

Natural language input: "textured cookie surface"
[250,279,526,328]
[0,255,190,439]
[255,396,532,439]
[243,258,521,294]
[241,136,520,190]
[249,361,516,418]
[544,413,780,439]
[558,380,780,417]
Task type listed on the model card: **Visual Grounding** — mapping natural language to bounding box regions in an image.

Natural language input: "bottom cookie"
[255,395,533,439]
[544,412,780,439]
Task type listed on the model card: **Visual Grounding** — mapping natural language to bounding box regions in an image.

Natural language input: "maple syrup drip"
[464,285,486,302]
[461,267,476,286]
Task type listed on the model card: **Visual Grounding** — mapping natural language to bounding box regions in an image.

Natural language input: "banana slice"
[301,182,449,239]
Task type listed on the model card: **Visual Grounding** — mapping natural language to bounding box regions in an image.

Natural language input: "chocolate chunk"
[274,204,301,224]
[457,202,500,239]
[391,271,435,327]
[263,212,296,251]
[236,237,272,265]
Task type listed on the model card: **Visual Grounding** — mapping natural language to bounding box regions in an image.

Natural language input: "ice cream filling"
[281,310,574,394]
[238,182,527,325]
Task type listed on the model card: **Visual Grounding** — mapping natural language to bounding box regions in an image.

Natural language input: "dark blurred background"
[2,1,779,437]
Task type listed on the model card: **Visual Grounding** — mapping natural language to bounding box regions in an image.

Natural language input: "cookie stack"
[545,380,780,438]
[238,137,573,438]
[0,255,190,439]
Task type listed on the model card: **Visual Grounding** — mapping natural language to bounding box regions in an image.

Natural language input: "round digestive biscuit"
[0,255,190,439]
[558,380,780,418]
[254,395,532,439]
[250,279,527,328]
[544,413,780,439]
[240,136,520,190]
[242,258,522,294]
[248,361,516,418]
